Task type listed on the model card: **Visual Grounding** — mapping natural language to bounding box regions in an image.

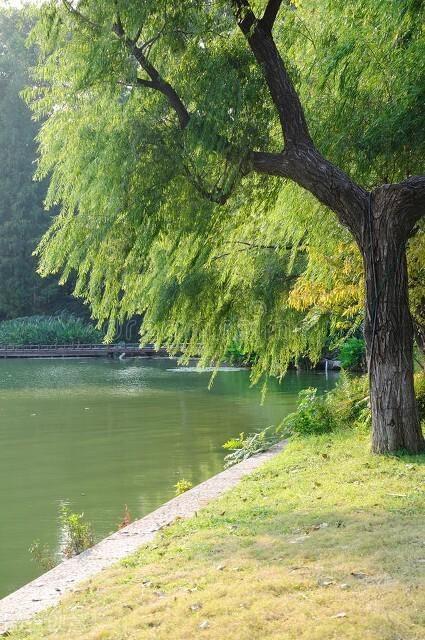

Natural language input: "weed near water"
[30,504,95,570]
[174,479,193,496]
[59,504,95,559]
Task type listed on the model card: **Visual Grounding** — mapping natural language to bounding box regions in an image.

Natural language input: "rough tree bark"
[361,188,424,453]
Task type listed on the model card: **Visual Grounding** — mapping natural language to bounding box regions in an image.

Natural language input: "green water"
[0,358,337,598]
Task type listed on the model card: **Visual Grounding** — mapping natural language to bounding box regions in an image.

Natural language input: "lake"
[0,358,337,598]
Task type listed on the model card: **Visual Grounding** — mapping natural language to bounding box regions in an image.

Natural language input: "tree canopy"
[26,0,425,381]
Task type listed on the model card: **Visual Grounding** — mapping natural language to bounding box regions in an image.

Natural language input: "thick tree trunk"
[362,199,424,454]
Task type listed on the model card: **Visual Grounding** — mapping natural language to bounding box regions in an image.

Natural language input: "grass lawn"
[10,428,425,640]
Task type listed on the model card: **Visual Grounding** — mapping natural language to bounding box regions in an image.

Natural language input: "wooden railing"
[0,343,169,358]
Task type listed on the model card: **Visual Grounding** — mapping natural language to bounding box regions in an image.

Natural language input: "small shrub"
[174,479,193,495]
[223,387,341,467]
[224,339,248,365]
[59,504,95,558]
[29,540,56,571]
[339,337,366,370]
[223,426,280,468]
[281,388,337,437]
[29,504,95,570]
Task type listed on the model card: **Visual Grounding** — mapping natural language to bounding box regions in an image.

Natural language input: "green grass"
[10,428,425,640]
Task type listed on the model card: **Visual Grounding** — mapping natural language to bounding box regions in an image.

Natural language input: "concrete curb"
[0,441,286,634]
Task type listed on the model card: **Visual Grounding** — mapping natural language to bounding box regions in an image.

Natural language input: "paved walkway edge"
[0,441,287,634]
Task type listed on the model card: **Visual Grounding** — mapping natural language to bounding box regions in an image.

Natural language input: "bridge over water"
[0,343,170,359]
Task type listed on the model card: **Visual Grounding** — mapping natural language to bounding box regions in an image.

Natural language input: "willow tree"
[28,0,425,453]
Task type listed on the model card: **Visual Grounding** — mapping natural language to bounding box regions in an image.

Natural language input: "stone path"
[0,442,286,635]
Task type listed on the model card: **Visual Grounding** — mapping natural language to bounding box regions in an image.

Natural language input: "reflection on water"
[0,358,337,597]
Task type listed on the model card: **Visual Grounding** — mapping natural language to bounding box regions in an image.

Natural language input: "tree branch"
[132,45,190,128]
[231,0,369,237]
[111,20,190,129]
[62,0,101,32]
[135,77,157,89]
[232,240,278,250]
[212,239,301,262]
[250,148,368,242]
[213,245,300,264]
[182,163,235,205]
[231,0,311,147]
[394,176,425,226]
[117,78,157,90]
[261,0,284,32]
[112,0,125,38]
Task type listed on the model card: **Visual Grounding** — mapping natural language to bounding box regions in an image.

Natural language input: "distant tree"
[27,1,425,453]
[0,8,82,319]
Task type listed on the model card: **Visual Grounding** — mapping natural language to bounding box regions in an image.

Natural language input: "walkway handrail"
[0,343,153,351]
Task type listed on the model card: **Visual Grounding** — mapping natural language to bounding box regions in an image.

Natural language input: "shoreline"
[0,442,286,635]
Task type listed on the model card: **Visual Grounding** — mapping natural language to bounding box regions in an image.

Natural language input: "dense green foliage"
[25,1,425,379]
[224,339,249,365]
[0,8,83,320]
[281,387,337,436]
[0,313,103,345]
[225,371,425,465]
[338,337,366,371]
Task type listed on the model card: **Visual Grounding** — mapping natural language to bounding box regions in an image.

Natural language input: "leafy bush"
[59,504,95,558]
[0,313,103,345]
[281,388,337,437]
[332,372,425,430]
[224,339,249,365]
[30,504,95,570]
[339,337,366,370]
[174,479,193,495]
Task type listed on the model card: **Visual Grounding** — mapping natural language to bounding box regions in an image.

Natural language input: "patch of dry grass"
[9,430,425,639]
